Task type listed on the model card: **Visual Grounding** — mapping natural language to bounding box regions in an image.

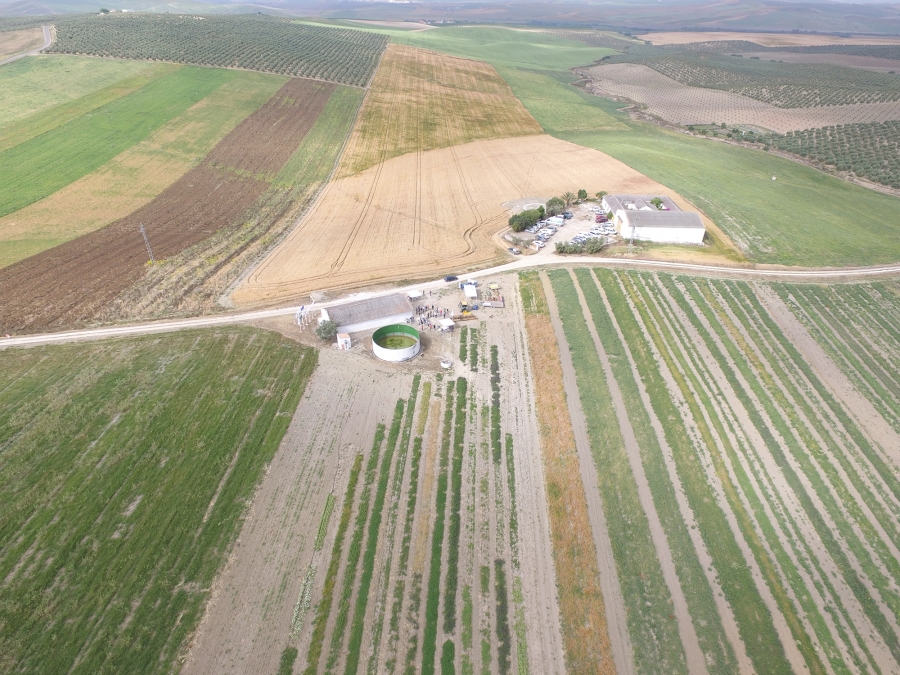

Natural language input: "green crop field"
[0,65,235,218]
[0,55,159,129]
[49,14,388,87]
[542,267,900,674]
[0,327,316,674]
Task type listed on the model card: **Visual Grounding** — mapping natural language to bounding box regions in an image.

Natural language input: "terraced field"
[539,268,900,675]
[0,328,316,674]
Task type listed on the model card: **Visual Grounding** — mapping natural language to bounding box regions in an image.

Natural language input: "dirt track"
[0,77,334,334]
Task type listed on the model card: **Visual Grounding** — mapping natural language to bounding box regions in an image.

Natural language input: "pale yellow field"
[337,44,542,177]
[639,31,900,47]
[0,73,285,269]
[0,27,44,59]
[235,134,716,305]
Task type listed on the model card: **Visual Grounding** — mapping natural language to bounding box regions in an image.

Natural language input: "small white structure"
[336,333,352,350]
[439,318,456,333]
[407,290,424,301]
[463,284,478,299]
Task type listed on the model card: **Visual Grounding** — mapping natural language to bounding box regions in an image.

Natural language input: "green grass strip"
[574,268,737,675]
[469,328,479,371]
[368,375,421,674]
[444,377,468,634]
[547,269,688,675]
[494,560,511,675]
[422,382,456,675]
[314,494,336,551]
[441,640,456,675]
[489,346,502,463]
[325,420,389,671]
[0,66,235,218]
[303,452,364,675]
[459,326,469,363]
[504,433,520,570]
[604,269,798,675]
[278,647,298,675]
[676,277,900,664]
[344,399,406,674]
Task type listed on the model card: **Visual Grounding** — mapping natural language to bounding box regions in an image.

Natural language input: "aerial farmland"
[2,8,900,675]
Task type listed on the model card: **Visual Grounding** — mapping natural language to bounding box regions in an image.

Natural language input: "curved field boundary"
[0,78,335,335]
[0,24,50,65]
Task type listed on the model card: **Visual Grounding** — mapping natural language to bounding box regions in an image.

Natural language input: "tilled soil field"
[585,63,900,132]
[0,77,334,334]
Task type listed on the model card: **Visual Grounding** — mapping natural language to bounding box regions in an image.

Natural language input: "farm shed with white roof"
[319,294,413,334]
[617,210,706,244]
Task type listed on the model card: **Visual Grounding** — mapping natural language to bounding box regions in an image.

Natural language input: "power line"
[139,224,155,264]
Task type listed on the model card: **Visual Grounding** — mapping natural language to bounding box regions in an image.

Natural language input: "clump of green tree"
[316,320,338,340]
[555,238,605,254]
[545,197,565,216]
[508,206,544,232]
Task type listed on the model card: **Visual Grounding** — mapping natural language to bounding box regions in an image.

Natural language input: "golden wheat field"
[234,134,714,304]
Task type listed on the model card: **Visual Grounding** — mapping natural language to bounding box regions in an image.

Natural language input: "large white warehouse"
[602,194,706,245]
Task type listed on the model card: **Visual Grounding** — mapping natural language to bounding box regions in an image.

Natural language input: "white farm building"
[601,194,706,245]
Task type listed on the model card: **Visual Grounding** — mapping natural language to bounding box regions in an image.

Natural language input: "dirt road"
[0,25,52,66]
[3,256,900,350]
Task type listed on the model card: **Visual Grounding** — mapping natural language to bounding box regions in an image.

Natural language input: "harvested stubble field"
[186,280,566,675]
[0,78,335,334]
[542,267,900,675]
[640,31,900,47]
[336,44,542,177]
[0,26,44,59]
[236,133,715,305]
[0,327,316,674]
[0,68,286,269]
[584,62,900,132]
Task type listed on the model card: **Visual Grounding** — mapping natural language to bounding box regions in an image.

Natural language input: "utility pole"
[139,224,155,264]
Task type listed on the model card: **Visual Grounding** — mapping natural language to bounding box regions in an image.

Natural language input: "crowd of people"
[408,304,452,331]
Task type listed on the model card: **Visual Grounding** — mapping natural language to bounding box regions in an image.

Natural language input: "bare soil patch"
[346,20,434,31]
[0,78,334,334]
[0,27,44,59]
[236,134,716,306]
[640,31,900,47]
[585,63,900,132]
[336,44,542,177]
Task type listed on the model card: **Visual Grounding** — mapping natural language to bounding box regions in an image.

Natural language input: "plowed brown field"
[336,44,542,177]
[0,78,334,334]
[234,134,715,305]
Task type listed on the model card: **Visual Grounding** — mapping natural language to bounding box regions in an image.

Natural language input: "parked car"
[444,275,458,282]
[562,211,573,219]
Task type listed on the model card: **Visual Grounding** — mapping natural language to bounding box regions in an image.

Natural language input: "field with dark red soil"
[0,77,334,334]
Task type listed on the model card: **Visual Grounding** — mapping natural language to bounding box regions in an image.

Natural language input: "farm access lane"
[3,255,900,350]
[0,25,52,66]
